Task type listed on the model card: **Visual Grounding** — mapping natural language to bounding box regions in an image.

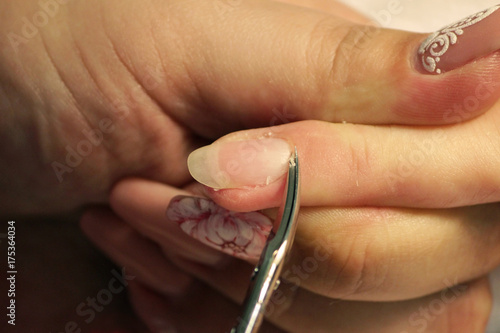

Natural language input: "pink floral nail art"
[166,196,273,260]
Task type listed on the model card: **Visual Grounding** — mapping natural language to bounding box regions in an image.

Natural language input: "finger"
[97,0,500,137]
[273,0,372,24]
[110,178,271,262]
[284,204,500,301]
[155,256,493,333]
[114,179,500,301]
[79,207,193,296]
[167,192,500,301]
[189,119,500,211]
[108,178,230,266]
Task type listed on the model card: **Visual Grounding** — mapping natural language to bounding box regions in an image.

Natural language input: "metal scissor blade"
[230,147,300,333]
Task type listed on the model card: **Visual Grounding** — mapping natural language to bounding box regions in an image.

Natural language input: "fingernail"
[417,5,500,74]
[166,196,273,260]
[188,137,291,189]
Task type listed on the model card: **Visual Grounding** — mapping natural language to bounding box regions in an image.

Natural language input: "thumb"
[109,1,500,136]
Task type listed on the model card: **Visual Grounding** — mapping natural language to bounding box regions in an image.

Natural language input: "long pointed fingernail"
[188,137,291,189]
[166,196,272,260]
[417,5,500,74]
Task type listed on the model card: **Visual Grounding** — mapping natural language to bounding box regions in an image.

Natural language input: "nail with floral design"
[417,5,500,74]
[166,196,273,260]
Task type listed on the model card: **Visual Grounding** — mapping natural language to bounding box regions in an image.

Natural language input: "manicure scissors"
[230,147,300,333]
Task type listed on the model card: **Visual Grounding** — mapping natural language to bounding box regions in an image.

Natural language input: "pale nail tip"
[187,147,219,188]
[188,150,235,189]
[188,138,291,189]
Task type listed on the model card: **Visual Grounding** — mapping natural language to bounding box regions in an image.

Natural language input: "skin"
[1,0,499,331]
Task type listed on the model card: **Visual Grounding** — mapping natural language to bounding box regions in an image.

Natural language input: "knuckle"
[288,208,395,299]
[302,19,386,121]
[345,126,374,184]
[306,231,390,299]
[323,23,381,88]
[305,19,381,81]
[328,235,390,299]
[303,19,357,118]
[304,17,347,85]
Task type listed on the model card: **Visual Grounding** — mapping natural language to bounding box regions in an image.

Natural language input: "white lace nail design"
[419,5,500,74]
[167,196,273,259]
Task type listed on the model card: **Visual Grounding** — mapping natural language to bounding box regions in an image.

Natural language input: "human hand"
[82,84,500,332]
[2,0,500,216]
[75,1,500,332]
